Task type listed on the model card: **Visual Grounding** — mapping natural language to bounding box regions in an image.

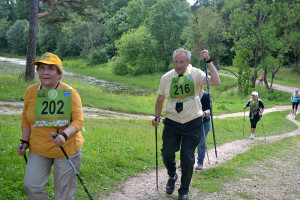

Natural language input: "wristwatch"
[204,111,207,117]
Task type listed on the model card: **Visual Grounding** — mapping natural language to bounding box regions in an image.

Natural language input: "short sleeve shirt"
[158,65,206,124]
[245,99,265,111]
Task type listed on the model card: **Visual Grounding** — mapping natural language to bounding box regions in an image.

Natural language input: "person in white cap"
[243,91,265,139]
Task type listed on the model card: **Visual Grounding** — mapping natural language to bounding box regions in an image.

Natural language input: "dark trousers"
[161,117,203,195]
[250,114,260,128]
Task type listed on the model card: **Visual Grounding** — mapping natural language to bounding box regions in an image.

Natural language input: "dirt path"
[0,101,291,121]
[0,101,152,120]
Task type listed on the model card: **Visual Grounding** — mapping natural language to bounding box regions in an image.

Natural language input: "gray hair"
[252,91,258,97]
[173,49,191,62]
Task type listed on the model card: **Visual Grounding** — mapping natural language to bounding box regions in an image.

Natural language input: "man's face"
[173,53,190,75]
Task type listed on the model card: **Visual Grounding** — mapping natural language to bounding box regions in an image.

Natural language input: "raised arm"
[201,50,221,86]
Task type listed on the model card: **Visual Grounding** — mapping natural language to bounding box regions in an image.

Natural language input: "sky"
[187,0,196,5]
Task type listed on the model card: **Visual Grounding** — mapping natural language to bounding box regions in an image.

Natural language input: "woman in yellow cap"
[17,52,84,199]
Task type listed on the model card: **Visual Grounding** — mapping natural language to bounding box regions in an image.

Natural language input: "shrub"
[87,48,108,65]
[114,26,159,75]
[110,56,131,75]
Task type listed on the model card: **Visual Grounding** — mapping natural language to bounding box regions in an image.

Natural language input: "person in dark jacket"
[195,88,211,170]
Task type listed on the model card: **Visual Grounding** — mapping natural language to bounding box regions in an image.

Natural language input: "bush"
[290,61,300,72]
[110,56,131,75]
[115,26,159,75]
[87,48,108,65]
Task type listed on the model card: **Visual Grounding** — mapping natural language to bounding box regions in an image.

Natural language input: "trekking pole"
[154,117,159,190]
[203,58,218,162]
[203,125,210,165]
[18,142,27,163]
[260,117,266,140]
[50,132,93,200]
[243,109,245,137]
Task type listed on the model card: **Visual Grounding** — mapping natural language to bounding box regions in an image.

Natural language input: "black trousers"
[250,114,260,128]
[161,117,203,195]
[292,102,299,110]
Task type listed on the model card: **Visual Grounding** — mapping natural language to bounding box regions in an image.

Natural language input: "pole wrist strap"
[59,132,68,140]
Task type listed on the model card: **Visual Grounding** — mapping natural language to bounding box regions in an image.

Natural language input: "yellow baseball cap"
[32,52,62,68]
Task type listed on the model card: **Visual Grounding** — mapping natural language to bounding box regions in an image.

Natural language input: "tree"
[233,49,252,95]
[0,18,10,49]
[113,26,159,75]
[270,0,300,71]
[126,0,158,28]
[227,0,299,91]
[104,7,130,57]
[6,20,29,55]
[226,0,275,90]
[56,24,85,57]
[37,23,62,54]
[145,0,191,71]
[14,0,30,20]
[25,0,103,81]
[104,0,131,17]
[0,0,16,22]
[25,0,39,81]
[181,6,227,67]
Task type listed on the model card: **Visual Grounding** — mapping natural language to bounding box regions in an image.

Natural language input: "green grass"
[0,73,34,101]
[206,110,297,149]
[0,115,164,199]
[0,110,297,199]
[192,134,300,194]
[63,60,162,92]
[295,114,300,122]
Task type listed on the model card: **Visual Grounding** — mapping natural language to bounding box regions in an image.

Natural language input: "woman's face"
[37,64,61,89]
[252,95,258,101]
